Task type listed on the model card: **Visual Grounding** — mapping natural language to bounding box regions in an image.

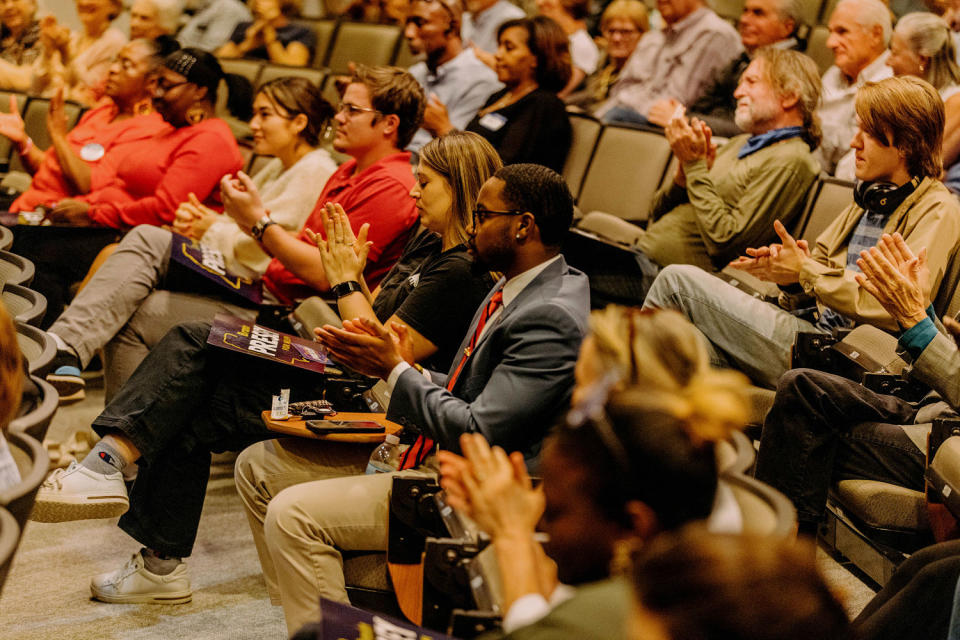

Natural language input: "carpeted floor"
[0,383,879,639]
[0,385,288,640]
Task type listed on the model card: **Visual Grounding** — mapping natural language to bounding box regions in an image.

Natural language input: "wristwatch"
[332,280,363,299]
[250,214,278,241]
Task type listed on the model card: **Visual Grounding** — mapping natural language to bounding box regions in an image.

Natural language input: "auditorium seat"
[819,0,839,24]
[392,39,422,68]
[576,210,644,245]
[796,176,855,243]
[716,430,756,475]
[722,471,796,537]
[804,25,833,74]
[300,18,338,68]
[0,225,11,251]
[15,322,55,376]
[9,376,58,442]
[562,111,602,202]
[258,64,326,88]
[218,58,264,87]
[2,283,46,327]
[0,250,34,287]
[0,506,19,597]
[577,124,673,223]
[323,22,402,75]
[9,98,83,174]
[712,0,744,23]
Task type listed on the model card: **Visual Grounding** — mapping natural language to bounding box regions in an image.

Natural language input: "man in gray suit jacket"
[753,232,959,535]
[233,163,591,633]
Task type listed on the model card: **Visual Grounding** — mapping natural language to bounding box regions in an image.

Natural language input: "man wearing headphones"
[642,75,960,389]
[403,0,502,153]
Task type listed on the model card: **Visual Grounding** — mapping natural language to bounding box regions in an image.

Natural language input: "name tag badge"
[478,113,508,131]
[80,143,105,162]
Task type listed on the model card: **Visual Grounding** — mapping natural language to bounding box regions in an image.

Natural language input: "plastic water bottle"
[366,434,401,474]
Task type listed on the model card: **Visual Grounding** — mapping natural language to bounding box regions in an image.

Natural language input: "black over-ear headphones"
[853,176,922,215]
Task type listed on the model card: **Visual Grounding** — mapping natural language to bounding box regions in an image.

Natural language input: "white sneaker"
[91,551,192,604]
[31,461,129,522]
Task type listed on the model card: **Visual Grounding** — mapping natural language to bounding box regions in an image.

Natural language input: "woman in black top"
[465,16,573,172]
[216,0,315,66]
[312,131,500,371]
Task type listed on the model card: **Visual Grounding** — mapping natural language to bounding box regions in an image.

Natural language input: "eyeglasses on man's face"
[336,101,381,118]
[471,207,525,229]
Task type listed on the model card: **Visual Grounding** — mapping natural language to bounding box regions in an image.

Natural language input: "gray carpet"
[0,385,288,640]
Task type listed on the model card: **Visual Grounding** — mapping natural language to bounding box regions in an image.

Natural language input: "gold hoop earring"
[186,106,206,125]
[134,99,153,116]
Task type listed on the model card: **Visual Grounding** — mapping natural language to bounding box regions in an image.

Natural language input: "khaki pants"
[234,438,432,634]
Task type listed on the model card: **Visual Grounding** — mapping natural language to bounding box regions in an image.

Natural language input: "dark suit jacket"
[386,255,591,463]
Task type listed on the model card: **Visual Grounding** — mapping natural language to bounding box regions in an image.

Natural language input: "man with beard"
[592,48,821,299]
[232,163,590,633]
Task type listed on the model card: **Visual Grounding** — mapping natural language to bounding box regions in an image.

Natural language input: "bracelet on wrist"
[332,280,363,299]
[250,213,277,241]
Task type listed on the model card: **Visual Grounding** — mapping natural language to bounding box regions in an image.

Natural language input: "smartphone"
[305,420,385,435]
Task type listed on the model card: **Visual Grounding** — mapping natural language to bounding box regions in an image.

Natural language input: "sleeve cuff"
[502,593,553,634]
[386,362,430,392]
[899,315,939,360]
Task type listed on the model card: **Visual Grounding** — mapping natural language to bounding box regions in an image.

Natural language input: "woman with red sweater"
[11,47,250,325]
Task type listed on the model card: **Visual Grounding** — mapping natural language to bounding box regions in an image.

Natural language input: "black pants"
[852,539,960,640]
[11,224,121,328]
[754,368,925,523]
[91,321,327,557]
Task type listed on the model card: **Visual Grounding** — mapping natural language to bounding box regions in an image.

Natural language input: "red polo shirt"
[262,151,418,305]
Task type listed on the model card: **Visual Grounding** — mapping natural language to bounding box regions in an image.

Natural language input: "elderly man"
[403,0,502,152]
[643,76,960,389]
[647,0,803,135]
[604,48,821,296]
[596,0,742,125]
[818,0,892,174]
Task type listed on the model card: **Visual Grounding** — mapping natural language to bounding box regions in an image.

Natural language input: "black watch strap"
[332,280,363,299]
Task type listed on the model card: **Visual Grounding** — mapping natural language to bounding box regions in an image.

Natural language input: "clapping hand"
[854,233,930,329]
[0,95,26,145]
[48,198,93,225]
[221,172,266,232]
[728,220,810,285]
[304,202,372,288]
[173,192,219,239]
[314,316,405,380]
[46,87,68,139]
[438,433,544,538]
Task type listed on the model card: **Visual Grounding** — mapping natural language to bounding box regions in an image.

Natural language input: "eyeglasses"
[602,27,640,37]
[472,207,525,228]
[337,102,381,118]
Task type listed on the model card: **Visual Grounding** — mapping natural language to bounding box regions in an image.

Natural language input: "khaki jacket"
[788,177,960,332]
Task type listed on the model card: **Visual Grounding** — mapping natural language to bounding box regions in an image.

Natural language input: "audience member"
[461,0,524,57]
[433,305,750,638]
[643,76,960,388]
[43,76,337,401]
[622,48,820,296]
[881,13,960,196]
[228,164,590,632]
[564,0,648,110]
[177,0,252,51]
[31,121,485,615]
[5,38,175,214]
[818,0,892,174]
[534,0,599,98]
[32,0,128,105]
[464,16,572,171]
[12,48,248,324]
[0,304,21,492]
[0,0,42,90]
[629,527,849,640]
[646,0,802,136]
[753,232,956,535]
[312,131,499,370]
[129,0,184,39]
[403,0,502,152]
[596,0,741,126]
[216,0,315,66]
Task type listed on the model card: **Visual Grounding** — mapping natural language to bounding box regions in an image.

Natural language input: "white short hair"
[835,0,892,46]
[142,0,185,34]
[773,0,804,28]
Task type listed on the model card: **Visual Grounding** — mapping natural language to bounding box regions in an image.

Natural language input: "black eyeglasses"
[472,207,525,228]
